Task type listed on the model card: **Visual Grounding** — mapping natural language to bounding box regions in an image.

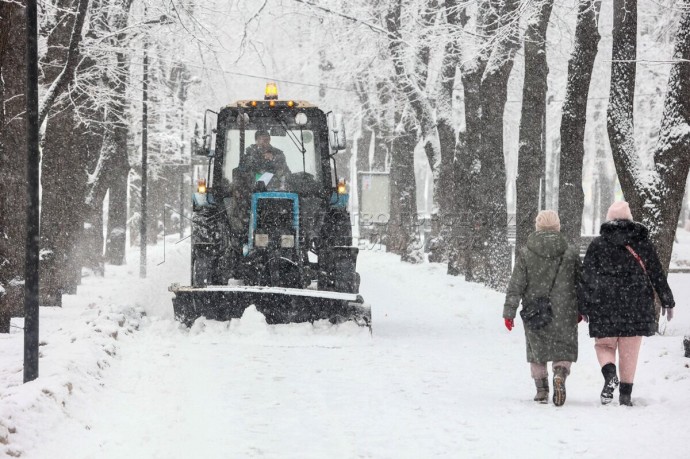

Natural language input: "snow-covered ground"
[2,235,690,458]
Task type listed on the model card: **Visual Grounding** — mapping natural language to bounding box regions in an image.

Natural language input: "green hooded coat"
[503,231,582,363]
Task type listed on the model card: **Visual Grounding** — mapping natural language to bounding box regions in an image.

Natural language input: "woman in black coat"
[580,201,675,406]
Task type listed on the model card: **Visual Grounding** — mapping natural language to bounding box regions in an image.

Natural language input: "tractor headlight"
[337,179,347,195]
[280,235,295,248]
[255,234,269,247]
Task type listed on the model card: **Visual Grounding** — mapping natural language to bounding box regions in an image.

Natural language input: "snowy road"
[3,237,690,458]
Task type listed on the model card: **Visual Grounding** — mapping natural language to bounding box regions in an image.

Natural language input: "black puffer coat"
[579,220,675,338]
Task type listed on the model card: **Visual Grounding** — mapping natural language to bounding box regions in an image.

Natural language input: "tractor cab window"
[224,123,319,189]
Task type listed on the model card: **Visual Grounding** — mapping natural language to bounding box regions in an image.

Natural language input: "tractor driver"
[245,130,291,185]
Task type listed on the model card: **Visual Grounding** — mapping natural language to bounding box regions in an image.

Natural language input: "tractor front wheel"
[191,251,214,287]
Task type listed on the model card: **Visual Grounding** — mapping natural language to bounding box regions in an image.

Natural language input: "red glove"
[578,314,583,323]
[504,318,514,331]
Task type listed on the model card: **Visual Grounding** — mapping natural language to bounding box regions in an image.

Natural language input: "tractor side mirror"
[329,113,347,151]
[192,122,207,156]
[194,109,218,157]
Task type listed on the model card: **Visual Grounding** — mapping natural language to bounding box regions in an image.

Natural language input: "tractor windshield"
[224,123,320,187]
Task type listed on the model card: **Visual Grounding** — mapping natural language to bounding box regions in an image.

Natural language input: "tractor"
[170,83,370,328]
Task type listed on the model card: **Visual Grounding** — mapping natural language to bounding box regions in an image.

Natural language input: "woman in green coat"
[503,210,582,406]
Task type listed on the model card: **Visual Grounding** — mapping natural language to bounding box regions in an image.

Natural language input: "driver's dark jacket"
[225,145,290,237]
[243,144,290,179]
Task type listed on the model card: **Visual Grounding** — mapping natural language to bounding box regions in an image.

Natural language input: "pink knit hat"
[535,210,561,232]
[606,201,633,221]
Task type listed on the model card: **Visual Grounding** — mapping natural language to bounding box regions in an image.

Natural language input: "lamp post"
[24,0,40,382]
[139,15,170,279]
[140,36,149,278]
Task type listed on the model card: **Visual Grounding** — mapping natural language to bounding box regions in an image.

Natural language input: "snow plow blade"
[169,284,371,329]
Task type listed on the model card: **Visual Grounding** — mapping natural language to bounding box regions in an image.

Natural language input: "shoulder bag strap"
[547,256,564,299]
[625,244,657,294]
[625,245,647,273]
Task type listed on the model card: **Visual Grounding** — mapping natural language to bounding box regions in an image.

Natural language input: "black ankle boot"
[620,383,633,406]
[552,366,569,407]
[601,363,619,405]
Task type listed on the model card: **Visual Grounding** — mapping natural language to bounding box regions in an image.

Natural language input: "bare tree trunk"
[607,0,644,216]
[37,0,89,127]
[472,0,519,290]
[41,107,91,305]
[79,113,106,276]
[547,135,561,209]
[645,6,690,269]
[559,0,602,247]
[605,0,690,278]
[0,1,28,332]
[101,4,133,265]
[384,0,440,209]
[40,0,91,306]
[515,0,554,255]
[82,0,134,271]
[449,2,495,280]
[105,147,129,265]
[71,0,106,279]
[413,0,437,92]
[387,112,423,262]
[354,74,374,175]
[430,0,467,263]
[593,102,615,227]
[383,0,425,262]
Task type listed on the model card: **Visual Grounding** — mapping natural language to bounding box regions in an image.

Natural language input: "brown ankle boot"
[552,366,569,407]
[534,378,549,403]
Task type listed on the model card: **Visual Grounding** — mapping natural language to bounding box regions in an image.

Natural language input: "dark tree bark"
[383,0,424,262]
[430,0,467,264]
[644,6,690,270]
[472,0,520,290]
[448,2,496,279]
[413,0,437,92]
[71,0,106,278]
[593,102,615,228]
[559,0,602,247]
[515,0,554,255]
[38,0,89,126]
[385,0,440,214]
[100,0,134,265]
[354,74,374,175]
[547,135,561,209]
[605,0,690,278]
[80,0,129,274]
[607,0,644,216]
[0,1,28,332]
[39,0,91,306]
[387,112,423,262]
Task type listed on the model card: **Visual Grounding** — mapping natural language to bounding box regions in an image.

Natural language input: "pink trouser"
[530,361,572,379]
[594,336,643,384]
